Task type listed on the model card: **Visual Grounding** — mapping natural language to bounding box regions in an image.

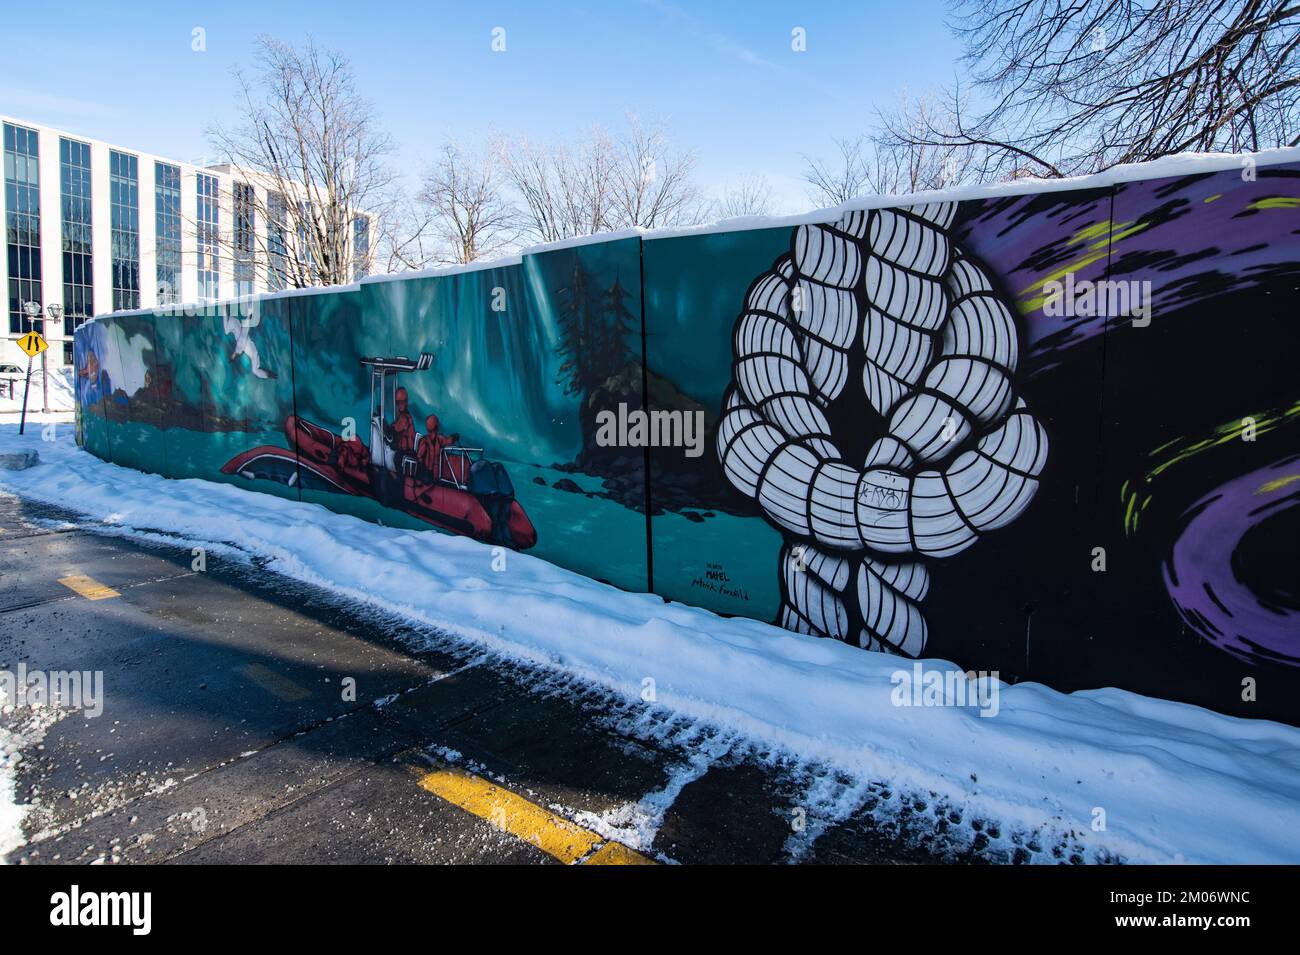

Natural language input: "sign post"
[15,325,49,437]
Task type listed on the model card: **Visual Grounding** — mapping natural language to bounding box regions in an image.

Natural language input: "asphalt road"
[0,489,942,865]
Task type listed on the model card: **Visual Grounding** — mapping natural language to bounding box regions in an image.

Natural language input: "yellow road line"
[583,841,657,865]
[413,763,655,865]
[57,574,120,600]
[238,663,312,702]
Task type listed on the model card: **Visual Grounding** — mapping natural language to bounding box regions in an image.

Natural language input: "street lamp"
[19,300,41,434]
[46,303,63,414]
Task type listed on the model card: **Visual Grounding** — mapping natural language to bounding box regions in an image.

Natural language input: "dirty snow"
[2,417,1300,864]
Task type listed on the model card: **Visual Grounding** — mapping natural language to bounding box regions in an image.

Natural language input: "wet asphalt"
[0,490,947,865]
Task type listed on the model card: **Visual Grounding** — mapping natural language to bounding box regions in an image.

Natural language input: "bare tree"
[900,0,1300,179]
[373,190,440,273]
[418,144,517,265]
[804,101,980,208]
[712,174,776,219]
[874,92,985,189]
[609,115,702,229]
[804,136,876,205]
[208,35,395,288]
[497,116,703,243]
[495,128,617,242]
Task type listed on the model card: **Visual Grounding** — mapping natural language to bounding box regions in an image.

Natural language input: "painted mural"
[640,158,1299,725]
[75,156,1300,725]
[714,203,1048,657]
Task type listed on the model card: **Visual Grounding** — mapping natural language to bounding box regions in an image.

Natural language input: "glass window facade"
[60,138,93,334]
[155,162,181,305]
[352,215,370,281]
[234,181,255,298]
[197,172,219,300]
[4,123,41,334]
[110,150,140,311]
[267,191,287,291]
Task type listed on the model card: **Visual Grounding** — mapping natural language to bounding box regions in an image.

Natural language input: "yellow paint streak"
[1121,399,1300,538]
[238,663,311,702]
[414,764,654,865]
[1256,473,1300,496]
[1249,197,1300,210]
[1203,193,1222,203]
[57,574,120,600]
[1148,402,1300,482]
[1016,217,1154,313]
[1069,220,1115,243]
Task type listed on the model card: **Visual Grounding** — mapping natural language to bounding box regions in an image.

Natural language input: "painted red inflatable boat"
[221,414,537,549]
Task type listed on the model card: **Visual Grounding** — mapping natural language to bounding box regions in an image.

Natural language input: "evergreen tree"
[555,257,636,395]
[555,257,596,396]
[598,273,635,381]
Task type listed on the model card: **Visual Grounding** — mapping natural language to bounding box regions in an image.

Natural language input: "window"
[61,138,93,334]
[155,162,181,305]
[352,215,370,281]
[4,123,41,334]
[196,173,219,300]
[267,191,287,291]
[110,150,140,311]
[234,181,255,298]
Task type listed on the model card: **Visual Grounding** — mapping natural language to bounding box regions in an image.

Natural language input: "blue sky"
[2,0,966,212]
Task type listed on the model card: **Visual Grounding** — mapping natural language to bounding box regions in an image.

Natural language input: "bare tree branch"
[711,174,776,218]
[207,35,392,289]
[496,116,705,243]
[918,0,1300,177]
[418,144,518,265]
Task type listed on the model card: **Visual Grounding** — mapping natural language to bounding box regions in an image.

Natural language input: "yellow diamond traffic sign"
[16,331,47,358]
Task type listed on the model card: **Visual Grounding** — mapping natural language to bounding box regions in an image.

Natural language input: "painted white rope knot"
[717,202,1049,657]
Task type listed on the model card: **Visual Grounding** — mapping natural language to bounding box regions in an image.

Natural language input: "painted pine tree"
[596,272,635,381]
[555,256,597,396]
[555,258,635,395]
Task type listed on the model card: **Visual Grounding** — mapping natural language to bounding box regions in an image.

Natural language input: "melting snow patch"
[0,704,64,862]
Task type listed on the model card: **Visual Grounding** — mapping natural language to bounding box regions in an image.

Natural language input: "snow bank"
[3,419,1300,864]
[0,366,75,414]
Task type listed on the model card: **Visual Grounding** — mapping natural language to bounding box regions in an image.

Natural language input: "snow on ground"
[0,366,75,414]
[2,419,1300,864]
[0,725,27,861]
[0,703,62,863]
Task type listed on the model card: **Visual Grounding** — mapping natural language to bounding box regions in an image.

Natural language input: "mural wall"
[76,157,1300,725]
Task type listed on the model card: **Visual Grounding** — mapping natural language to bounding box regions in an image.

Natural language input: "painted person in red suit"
[334,435,369,477]
[391,386,416,454]
[417,414,462,482]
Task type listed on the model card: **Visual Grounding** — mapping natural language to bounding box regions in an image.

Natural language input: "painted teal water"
[651,508,782,622]
[643,227,790,409]
[79,231,789,628]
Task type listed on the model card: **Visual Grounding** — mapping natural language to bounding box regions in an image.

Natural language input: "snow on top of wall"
[85,145,1300,327]
[645,144,1300,240]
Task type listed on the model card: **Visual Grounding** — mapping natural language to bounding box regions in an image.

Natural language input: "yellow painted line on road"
[583,840,657,865]
[238,662,312,702]
[412,763,656,865]
[57,574,120,600]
